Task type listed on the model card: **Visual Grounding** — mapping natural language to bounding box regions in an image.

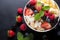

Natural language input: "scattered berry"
[20,24,27,31]
[17,8,23,14]
[41,22,51,30]
[30,0,37,6]
[8,30,15,37]
[16,16,23,23]
[25,8,34,16]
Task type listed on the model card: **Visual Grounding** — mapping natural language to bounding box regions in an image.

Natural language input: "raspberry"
[20,24,26,31]
[8,30,15,37]
[16,16,23,23]
[44,11,51,16]
[49,14,55,20]
[30,0,37,6]
[17,8,23,14]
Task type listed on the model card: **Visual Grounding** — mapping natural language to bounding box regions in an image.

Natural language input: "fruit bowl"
[23,0,60,32]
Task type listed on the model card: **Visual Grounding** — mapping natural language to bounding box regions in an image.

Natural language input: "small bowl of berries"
[23,0,60,32]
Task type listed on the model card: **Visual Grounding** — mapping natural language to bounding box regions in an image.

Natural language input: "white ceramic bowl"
[23,0,60,32]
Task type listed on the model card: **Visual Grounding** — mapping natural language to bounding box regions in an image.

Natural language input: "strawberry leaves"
[17,32,33,40]
[34,10,44,20]
[42,6,50,10]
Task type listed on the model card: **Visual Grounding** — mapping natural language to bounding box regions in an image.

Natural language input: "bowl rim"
[23,0,60,32]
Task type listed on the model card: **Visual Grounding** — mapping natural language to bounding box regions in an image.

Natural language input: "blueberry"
[45,16,50,22]
[57,31,60,36]
[34,10,38,13]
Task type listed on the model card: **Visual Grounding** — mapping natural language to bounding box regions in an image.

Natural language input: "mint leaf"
[28,33,33,40]
[42,6,50,10]
[24,37,29,40]
[34,13,40,20]
[37,2,41,6]
[34,10,44,20]
[17,32,24,40]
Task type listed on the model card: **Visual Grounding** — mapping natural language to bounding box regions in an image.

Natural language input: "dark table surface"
[0,0,60,40]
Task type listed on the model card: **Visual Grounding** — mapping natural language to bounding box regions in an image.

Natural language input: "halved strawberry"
[41,22,51,30]
[25,8,34,16]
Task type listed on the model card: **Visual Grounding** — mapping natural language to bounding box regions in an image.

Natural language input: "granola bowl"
[23,0,60,32]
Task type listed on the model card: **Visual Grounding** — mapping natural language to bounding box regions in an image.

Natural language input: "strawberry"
[16,16,23,23]
[41,22,51,30]
[20,24,27,31]
[49,14,55,20]
[30,0,37,6]
[35,6,42,12]
[8,30,15,37]
[17,8,23,14]
[25,8,33,16]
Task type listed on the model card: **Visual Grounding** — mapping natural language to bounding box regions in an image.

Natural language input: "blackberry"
[26,4,31,8]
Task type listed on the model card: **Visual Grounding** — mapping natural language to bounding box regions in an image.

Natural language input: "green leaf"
[24,37,29,40]
[17,32,24,40]
[34,10,44,20]
[28,33,33,40]
[37,2,41,6]
[42,6,50,10]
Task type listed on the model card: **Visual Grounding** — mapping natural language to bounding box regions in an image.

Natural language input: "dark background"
[0,0,60,40]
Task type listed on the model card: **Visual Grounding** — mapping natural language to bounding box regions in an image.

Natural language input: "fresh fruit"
[30,0,37,6]
[41,22,51,30]
[20,24,27,31]
[17,8,23,14]
[44,11,51,16]
[49,14,55,20]
[25,8,34,16]
[16,16,23,23]
[35,6,42,12]
[34,10,38,13]
[8,30,15,37]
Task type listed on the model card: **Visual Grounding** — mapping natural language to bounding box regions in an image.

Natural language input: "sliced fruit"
[17,8,23,14]
[20,24,27,31]
[25,8,34,16]
[30,0,37,6]
[41,22,51,30]
[8,30,15,37]
[16,16,23,23]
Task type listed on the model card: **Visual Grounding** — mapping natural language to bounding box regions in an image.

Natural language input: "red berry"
[16,16,23,23]
[49,14,55,20]
[30,0,37,6]
[8,30,15,37]
[20,24,26,31]
[44,11,51,16]
[17,8,23,14]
